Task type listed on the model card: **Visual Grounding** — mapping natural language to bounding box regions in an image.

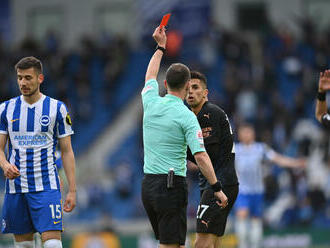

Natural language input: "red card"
[159,13,171,28]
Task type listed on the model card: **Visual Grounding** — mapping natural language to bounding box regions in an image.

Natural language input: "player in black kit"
[186,71,239,248]
[315,69,330,128]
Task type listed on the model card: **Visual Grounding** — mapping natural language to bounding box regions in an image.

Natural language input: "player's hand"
[319,69,330,92]
[63,191,76,212]
[152,26,167,48]
[214,190,228,209]
[295,158,307,168]
[2,163,20,179]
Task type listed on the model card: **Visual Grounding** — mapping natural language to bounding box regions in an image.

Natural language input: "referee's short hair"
[15,56,43,75]
[190,71,207,88]
[166,63,190,90]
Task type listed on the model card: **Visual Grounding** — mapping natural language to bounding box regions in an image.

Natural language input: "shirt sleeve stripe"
[0,101,9,132]
[57,102,66,136]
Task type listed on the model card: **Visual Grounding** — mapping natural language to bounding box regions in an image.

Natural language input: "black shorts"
[196,184,239,236]
[141,174,188,245]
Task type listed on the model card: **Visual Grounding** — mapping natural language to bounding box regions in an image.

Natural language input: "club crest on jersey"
[40,115,50,127]
[66,113,72,126]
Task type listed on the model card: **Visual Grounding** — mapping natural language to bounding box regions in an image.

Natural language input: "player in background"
[315,69,330,128]
[186,71,239,248]
[235,124,306,248]
[0,56,76,248]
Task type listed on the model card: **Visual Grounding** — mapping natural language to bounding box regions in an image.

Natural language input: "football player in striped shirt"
[0,56,76,248]
[235,124,305,248]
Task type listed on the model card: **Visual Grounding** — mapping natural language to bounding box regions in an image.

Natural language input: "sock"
[250,218,263,248]
[43,239,63,248]
[236,218,248,248]
[14,241,35,248]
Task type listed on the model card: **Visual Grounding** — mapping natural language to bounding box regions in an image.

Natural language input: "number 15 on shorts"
[49,204,62,222]
[197,204,209,219]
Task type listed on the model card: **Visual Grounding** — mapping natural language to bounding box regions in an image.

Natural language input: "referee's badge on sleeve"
[66,113,72,126]
[141,85,153,95]
[197,130,204,148]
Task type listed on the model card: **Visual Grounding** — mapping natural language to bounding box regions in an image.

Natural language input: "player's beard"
[188,98,202,108]
[21,85,39,97]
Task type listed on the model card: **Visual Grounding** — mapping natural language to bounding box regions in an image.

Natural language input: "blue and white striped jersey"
[0,95,74,194]
[235,142,276,194]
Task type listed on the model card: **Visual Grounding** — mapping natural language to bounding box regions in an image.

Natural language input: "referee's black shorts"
[142,174,188,245]
[196,184,239,236]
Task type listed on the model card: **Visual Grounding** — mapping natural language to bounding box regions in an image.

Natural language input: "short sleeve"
[141,79,159,107]
[321,113,330,128]
[182,111,206,155]
[56,102,74,138]
[262,143,276,161]
[0,102,9,134]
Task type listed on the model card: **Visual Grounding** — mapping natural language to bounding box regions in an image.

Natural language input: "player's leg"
[195,233,217,248]
[235,193,250,248]
[250,217,262,248]
[249,194,264,248]
[41,231,62,248]
[196,186,238,248]
[14,233,35,248]
[2,193,35,248]
[34,233,42,248]
[160,245,180,248]
[214,236,222,248]
[25,190,63,248]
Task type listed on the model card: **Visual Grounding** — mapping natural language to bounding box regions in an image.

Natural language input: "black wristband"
[211,181,222,192]
[317,91,326,101]
[155,45,166,53]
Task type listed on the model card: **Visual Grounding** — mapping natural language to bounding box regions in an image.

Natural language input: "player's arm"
[58,135,76,212]
[315,69,330,122]
[0,134,20,179]
[145,26,167,82]
[270,153,306,169]
[184,112,228,207]
[194,151,228,208]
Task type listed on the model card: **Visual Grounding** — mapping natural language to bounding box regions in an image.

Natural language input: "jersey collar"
[20,94,45,107]
[165,94,183,102]
[196,101,209,117]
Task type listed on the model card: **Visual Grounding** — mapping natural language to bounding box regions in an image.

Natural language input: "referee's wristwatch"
[155,45,166,53]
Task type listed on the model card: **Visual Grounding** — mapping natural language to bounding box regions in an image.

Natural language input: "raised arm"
[58,135,76,212]
[315,69,330,122]
[145,26,167,82]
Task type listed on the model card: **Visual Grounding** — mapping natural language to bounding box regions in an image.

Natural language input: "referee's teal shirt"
[141,79,205,177]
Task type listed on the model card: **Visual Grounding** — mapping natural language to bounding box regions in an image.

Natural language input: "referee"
[141,27,228,248]
[186,71,239,248]
[315,69,330,128]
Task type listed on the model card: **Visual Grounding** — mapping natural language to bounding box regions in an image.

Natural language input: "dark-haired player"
[0,56,76,248]
[186,71,239,248]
